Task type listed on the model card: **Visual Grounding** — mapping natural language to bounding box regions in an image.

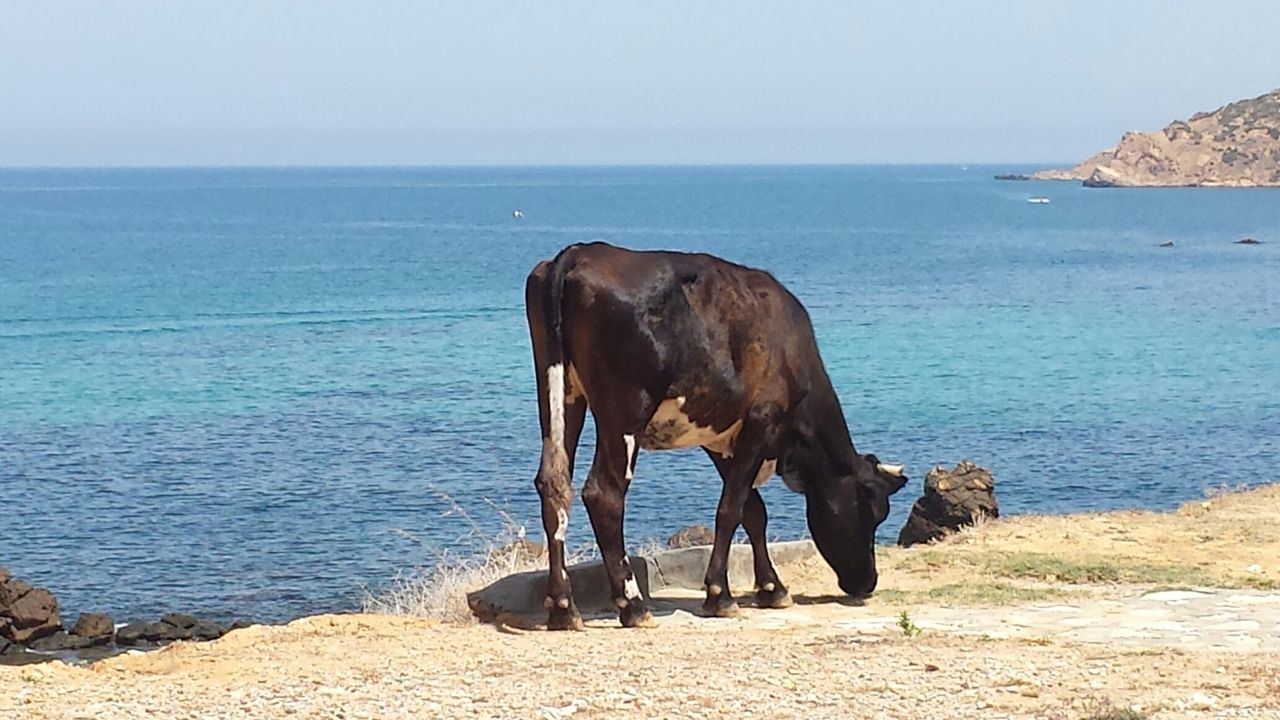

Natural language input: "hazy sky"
[4,1,1279,166]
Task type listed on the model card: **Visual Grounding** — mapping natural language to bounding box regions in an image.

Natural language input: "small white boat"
[1027,197,1051,204]
[512,209,524,219]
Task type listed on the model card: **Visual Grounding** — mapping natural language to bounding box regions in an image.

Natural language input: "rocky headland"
[1030,88,1280,187]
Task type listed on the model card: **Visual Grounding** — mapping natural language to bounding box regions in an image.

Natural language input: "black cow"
[525,242,907,630]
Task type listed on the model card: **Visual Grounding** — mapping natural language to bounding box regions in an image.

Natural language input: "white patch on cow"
[554,507,568,542]
[752,458,777,489]
[642,397,743,456]
[624,575,642,600]
[623,434,636,480]
[561,567,569,581]
[546,363,565,450]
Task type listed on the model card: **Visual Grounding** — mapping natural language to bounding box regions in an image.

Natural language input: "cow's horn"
[877,463,905,477]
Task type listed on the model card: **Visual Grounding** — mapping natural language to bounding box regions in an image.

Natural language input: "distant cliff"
[1033,89,1280,187]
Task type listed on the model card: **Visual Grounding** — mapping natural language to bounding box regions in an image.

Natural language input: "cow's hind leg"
[743,489,792,609]
[582,432,653,628]
[528,261,590,631]
[535,391,587,631]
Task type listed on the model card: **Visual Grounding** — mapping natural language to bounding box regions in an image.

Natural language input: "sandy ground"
[4,486,1280,719]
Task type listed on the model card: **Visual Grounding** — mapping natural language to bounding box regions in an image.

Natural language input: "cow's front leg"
[582,433,653,628]
[702,406,780,618]
[743,489,792,609]
[702,475,753,617]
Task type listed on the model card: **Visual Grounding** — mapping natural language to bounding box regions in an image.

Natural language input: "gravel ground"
[3,613,1278,720]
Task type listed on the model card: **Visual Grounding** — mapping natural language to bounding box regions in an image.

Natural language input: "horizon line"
[0,161,1071,171]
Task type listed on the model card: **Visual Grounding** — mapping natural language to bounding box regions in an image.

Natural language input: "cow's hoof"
[546,605,584,632]
[619,605,657,629]
[755,585,793,609]
[701,595,740,618]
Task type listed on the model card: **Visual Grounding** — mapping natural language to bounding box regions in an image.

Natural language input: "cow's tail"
[525,248,574,468]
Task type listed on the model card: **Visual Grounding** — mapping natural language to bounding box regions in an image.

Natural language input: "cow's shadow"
[642,591,865,619]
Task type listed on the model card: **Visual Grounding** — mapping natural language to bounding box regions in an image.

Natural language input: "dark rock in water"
[29,630,92,652]
[897,460,999,547]
[144,620,192,642]
[0,576,61,644]
[667,524,715,548]
[994,173,1032,181]
[1159,241,1175,247]
[160,612,199,630]
[1235,237,1263,245]
[115,621,151,646]
[191,619,225,641]
[71,612,115,646]
[227,619,256,632]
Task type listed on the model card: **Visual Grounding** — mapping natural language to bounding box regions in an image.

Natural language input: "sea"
[1,165,1277,623]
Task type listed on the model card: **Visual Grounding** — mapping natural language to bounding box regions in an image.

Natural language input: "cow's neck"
[800,382,860,478]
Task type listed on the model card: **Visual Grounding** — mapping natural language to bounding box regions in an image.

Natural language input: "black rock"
[29,631,93,652]
[70,612,115,646]
[191,620,225,641]
[160,612,199,630]
[1235,237,1263,245]
[1159,241,1175,247]
[227,619,256,632]
[0,577,62,644]
[115,621,151,646]
[994,173,1032,181]
[0,636,15,655]
[898,460,1000,547]
[143,621,192,642]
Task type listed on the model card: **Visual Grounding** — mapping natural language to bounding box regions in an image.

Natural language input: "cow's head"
[802,452,907,597]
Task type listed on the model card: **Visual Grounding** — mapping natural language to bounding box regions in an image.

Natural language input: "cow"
[525,242,907,630]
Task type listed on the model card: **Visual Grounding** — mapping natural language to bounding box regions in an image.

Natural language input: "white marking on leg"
[561,567,569,581]
[546,363,565,451]
[624,575,642,600]
[554,507,568,542]
[623,434,636,480]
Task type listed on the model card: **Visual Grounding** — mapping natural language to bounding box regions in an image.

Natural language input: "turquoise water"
[1,166,1277,622]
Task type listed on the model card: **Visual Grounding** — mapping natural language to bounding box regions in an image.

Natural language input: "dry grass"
[781,483,1280,606]
[361,491,593,623]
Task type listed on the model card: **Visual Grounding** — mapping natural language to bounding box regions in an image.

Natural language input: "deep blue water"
[1,166,1277,623]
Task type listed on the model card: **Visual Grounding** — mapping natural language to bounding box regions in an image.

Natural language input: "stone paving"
[644,588,1280,652]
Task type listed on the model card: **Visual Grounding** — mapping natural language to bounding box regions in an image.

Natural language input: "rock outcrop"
[897,461,999,547]
[70,612,116,646]
[1034,89,1280,187]
[0,565,234,661]
[0,570,61,644]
